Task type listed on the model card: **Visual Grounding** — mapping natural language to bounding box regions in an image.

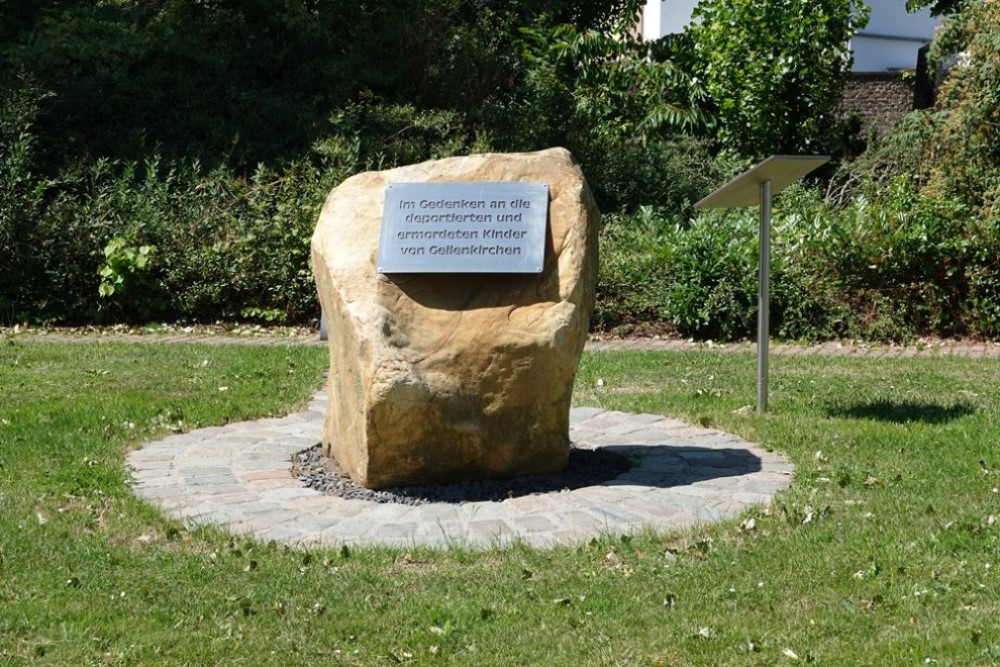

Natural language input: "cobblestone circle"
[128,387,794,549]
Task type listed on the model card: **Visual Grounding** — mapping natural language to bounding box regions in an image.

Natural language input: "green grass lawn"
[2,341,1000,666]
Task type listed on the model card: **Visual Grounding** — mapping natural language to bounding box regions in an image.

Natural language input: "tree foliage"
[683,0,869,159]
[0,0,637,171]
[922,0,1000,217]
[905,0,970,16]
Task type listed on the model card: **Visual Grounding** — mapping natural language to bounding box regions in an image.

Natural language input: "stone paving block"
[215,434,267,446]
[736,477,792,494]
[603,421,652,436]
[556,510,608,532]
[689,505,728,523]
[411,503,463,524]
[616,430,676,446]
[294,512,347,534]
[127,466,174,478]
[668,484,722,499]
[245,478,302,492]
[256,487,319,503]
[127,452,176,463]
[502,494,559,514]
[184,474,239,486]
[461,502,508,523]
[507,514,559,533]
[174,503,219,521]
[575,414,628,432]
[646,417,695,431]
[710,498,755,515]
[189,507,253,526]
[188,485,258,502]
[569,407,605,420]
[335,498,384,517]
[322,517,375,540]
[369,522,420,541]
[414,521,468,548]
[567,430,604,446]
[646,489,718,509]
[183,444,238,458]
[692,474,753,490]
[732,491,775,505]
[276,436,321,448]
[204,491,262,506]
[230,460,294,474]
[239,507,305,526]
[241,470,295,482]
[662,426,720,439]
[244,429,297,440]
[286,495,340,510]
[132,474,181,489]
[688,464,753,479]
[178,465,233,476]
[598,478,663,493]
[220,499,286,517]
[563,485,636,505]
[247,442,299,456]
[587,505,647,528]
[133,484,188,500]
[466,519,512,545]
[152,494,200,511]
[355,503,415,525]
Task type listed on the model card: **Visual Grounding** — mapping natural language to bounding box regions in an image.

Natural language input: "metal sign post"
[757,179,771,413]
[695,155,829,414]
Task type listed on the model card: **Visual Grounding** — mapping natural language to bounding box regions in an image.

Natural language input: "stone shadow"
[826,399,975,424]
[598,444,763,489]
[293,442,763,505]
[382,272,551,312]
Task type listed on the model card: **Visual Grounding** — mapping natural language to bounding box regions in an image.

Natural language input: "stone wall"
[837,72,917,137]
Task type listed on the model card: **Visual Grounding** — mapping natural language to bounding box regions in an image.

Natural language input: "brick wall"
[837,72,917,137]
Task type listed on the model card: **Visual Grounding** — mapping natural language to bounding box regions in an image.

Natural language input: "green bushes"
[922,0,1000,218]
[1,144,333,324]
[598,179,999,342]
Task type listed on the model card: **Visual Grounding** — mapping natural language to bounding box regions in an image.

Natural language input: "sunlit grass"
[2,342,1000,665]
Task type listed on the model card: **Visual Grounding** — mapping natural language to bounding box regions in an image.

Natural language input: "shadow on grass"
[827,399,976,424]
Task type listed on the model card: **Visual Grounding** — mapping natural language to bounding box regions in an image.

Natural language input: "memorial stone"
[311,147,598,488]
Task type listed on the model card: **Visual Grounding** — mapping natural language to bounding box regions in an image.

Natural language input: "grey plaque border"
[377,181,548,274]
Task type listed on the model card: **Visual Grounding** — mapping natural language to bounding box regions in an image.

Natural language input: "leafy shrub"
[921,0,1000,217]
[595,207,679,329]
[0,81,58,322]
[597,206,759,340]
[597,179,994,342]
[658,210,759,340]
[0,155,333,324]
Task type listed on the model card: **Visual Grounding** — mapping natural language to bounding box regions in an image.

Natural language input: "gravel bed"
[291,444,633,505]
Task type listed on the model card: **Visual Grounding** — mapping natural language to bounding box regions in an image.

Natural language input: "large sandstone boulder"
[311,147,598,489]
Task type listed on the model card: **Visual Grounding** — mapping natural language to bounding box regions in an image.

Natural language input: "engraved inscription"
[377,182,547,274]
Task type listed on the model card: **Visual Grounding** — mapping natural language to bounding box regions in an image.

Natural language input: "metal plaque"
[377,181,548,274]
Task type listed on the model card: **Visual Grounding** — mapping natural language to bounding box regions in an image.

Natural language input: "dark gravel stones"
[291,444,633,505]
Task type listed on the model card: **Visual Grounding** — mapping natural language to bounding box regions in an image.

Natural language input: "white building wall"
[642,0,701,41]
[851,1,941,71]
[641,0,943,72]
